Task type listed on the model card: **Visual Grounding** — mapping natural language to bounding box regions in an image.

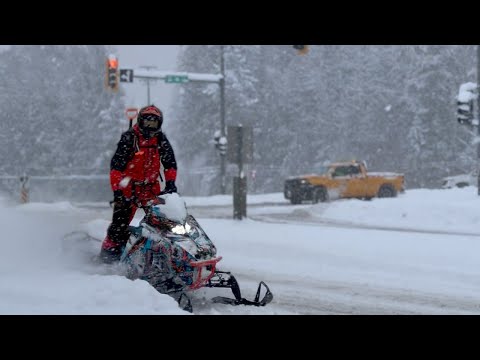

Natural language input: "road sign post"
[233,176,247,220]
[228,125,253,220]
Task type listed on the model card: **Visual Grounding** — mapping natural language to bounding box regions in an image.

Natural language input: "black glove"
[163,180,177,194]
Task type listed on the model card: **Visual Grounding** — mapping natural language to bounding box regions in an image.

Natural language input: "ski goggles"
[141,114,161,130]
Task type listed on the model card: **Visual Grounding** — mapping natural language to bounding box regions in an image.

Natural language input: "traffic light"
[214,130,227,156]
[293,45,309,55]
[457,83,477,126]
[105,56,119,92]
[457,99,474,126]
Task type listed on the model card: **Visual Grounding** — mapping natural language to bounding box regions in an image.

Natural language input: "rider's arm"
[158,132,177,182]
[110,130,135,191]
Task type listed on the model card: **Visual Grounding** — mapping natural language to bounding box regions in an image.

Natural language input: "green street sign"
[165,75,189,84]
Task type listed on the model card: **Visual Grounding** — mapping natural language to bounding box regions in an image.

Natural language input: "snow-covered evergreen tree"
[172,45,476,195]
[0,45,126,200]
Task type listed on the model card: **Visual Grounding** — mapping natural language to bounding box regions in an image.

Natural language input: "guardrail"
[0,175,109,204]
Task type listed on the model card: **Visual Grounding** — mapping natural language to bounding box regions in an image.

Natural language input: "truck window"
[316,166,328,174]
[333,167,349,177]
[348,165,360,176]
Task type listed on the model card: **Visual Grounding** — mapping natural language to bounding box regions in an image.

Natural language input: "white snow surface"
[2,187,480,314]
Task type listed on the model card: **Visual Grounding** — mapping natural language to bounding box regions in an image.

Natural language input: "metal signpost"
[227,125,253,220]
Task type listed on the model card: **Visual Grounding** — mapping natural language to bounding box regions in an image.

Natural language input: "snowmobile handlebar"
[109,193,166,209]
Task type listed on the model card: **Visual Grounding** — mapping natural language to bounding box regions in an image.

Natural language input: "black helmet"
[138,105,163,138]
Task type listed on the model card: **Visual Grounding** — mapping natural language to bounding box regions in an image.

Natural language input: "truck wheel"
[314,187,328,203]
[290,194,301,205]
[377,184,397,198]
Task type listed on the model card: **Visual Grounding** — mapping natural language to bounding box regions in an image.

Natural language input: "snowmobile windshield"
[150,193,188,226]
[145,216,192,235]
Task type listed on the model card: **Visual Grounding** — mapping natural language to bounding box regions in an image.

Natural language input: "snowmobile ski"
[207,271,273,307]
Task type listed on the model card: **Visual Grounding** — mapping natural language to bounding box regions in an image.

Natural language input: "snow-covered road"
[2,187,480,315]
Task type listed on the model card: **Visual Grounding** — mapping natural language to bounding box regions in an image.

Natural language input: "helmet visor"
[140,114,162,137]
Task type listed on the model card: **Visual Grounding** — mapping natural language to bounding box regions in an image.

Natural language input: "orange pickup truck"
[284,160,405,204]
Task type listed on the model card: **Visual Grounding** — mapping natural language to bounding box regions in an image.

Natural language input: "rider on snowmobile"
[98,105,178,264]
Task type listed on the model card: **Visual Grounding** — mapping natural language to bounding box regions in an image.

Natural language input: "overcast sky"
[114,45,180,113]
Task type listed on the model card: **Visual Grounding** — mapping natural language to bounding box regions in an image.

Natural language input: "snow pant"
[105,199,138,247]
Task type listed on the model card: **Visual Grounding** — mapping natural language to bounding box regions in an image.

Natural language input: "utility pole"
[219,45,227,194]
[139,65,157,105]
[477,45,480,195]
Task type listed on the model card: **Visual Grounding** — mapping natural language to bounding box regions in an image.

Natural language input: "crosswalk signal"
[457,99,474,126]
[217,142,227,156]
[293,45,309,55]
[105,56,119,92]
[456,83,477,126]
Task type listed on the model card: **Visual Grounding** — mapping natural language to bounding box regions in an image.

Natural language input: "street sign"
[165,75,189,84]
[120,69,134,83]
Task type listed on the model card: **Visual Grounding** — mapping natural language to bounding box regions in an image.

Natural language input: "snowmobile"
[68,193,273,313]
[120,193,273,312]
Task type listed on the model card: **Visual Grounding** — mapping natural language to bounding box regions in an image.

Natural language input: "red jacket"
[109,124,177,203]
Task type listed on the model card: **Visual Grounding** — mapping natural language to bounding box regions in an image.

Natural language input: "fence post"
[19,175,29,204]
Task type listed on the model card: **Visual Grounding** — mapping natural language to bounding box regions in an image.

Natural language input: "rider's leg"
[99,200,137,264]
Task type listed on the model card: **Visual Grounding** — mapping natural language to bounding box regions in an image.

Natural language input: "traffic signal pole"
[219,45,227,194]
[456,47,480,195]
[477,45,480,195]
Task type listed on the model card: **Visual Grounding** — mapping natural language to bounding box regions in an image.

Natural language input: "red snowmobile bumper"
[188,256,223,290]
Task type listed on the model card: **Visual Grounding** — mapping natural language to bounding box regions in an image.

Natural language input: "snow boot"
[98,237,123,264]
